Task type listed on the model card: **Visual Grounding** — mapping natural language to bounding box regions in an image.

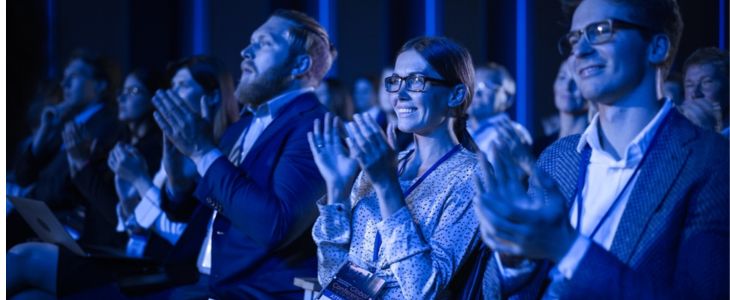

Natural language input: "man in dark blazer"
[152,10,336,299]
[12,50,123,249]
[475,0,728,299]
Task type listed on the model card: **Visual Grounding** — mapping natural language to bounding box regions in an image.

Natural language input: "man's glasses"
[558,19,654,56]
[384,74,452,93]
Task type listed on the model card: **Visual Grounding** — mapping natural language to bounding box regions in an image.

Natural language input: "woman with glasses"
[309,36,484,299]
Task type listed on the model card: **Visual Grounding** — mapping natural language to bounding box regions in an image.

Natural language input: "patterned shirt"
[313,148,483,299]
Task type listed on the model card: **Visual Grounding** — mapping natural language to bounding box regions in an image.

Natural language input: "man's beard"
[235,61,292,108]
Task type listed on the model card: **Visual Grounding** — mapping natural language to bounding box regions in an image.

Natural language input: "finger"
[307,131,321,156]
[323,113,333,146]
[494,139,521,182]
[474,196,527,242]
[386,123,397,150]
[487,140,509,189]
[154,111,175,138]
[312,118,324,148]
[477,150,498,194]
[345,121,367,158]
[152,91,184,128]
[350,114,375,155]
[363,113,389,151]
[344,136,363,161]
[165,89,196,114]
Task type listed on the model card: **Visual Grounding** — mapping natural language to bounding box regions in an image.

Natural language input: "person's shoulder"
[539,134,581,160]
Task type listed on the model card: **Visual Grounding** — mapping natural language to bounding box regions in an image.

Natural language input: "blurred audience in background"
[679,47,729,137]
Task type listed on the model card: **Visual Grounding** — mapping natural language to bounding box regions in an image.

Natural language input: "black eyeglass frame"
[557,18,656,56]
[384,73,454,93]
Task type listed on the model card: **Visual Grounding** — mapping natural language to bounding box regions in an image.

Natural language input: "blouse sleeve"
[312,196,353,287]
[376,164,480,299]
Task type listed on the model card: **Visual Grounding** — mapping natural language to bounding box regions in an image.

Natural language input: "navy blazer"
[484,109,729,299]
[192,92,327,299]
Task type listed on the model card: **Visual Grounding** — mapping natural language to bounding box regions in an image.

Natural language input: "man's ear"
[448,83,467,108]
[648,34,670,65]
[291,54,312,78]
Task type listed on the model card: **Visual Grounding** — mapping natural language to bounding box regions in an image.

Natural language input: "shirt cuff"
[556,234,592,280]
[134,188,163,229]
[192,149,223,177]
[312,197,352,245]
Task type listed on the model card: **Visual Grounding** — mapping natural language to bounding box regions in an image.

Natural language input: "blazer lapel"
[609,110,694,262]
[241,93,319,165]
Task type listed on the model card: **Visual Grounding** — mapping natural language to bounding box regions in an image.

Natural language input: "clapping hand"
[308,113,360,205]
[473,139,576,262]
[152,90,215,158]
[62,122,96,173]
[344,113,404,218]
[679,98,722,132]
[107,143,148,183]
[344,113,399,187]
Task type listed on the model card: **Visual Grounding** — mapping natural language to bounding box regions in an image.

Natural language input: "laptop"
[8,196,148,261]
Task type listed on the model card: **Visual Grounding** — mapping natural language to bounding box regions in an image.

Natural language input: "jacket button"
[215,230,224,235]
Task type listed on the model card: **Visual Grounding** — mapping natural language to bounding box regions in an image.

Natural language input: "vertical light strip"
[425,0,440,36]
[319,0,337,75]
[516,0,532,133]
[720,0,727,49]
[46,0,56,78]
[192,0,209,54]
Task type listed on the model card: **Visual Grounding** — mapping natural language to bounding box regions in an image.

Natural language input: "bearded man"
[151,9,336,299]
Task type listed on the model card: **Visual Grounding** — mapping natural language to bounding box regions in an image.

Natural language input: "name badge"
[319,261,385,300]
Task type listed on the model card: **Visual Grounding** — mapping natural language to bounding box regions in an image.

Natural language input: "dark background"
[7,0,728,169]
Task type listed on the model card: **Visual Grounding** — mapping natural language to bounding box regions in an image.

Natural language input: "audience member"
[310,36,483,299]
[679,47,729,136]
[476,0,728,298]
[150,9,335,299]
[534,60,590,156]
[11,49,122,248]
[468,62,533,157]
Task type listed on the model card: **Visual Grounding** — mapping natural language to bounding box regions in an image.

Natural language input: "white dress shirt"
[194,87,314,274]
[556,100,673,278]
[115,167,188,245]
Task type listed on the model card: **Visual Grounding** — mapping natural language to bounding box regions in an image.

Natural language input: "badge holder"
[319,261,385,300]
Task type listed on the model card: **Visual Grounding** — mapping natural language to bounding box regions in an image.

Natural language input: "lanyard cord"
[572,115,668,239]
[372,144,463,265]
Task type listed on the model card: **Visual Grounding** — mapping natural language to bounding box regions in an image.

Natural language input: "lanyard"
[372,144,463,265]
[571,115,668,240]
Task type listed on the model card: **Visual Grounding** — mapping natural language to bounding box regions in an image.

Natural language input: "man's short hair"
[67,49,121,102]
[272,9,337,86]
[682,47,729,80]
[561,0,684,75]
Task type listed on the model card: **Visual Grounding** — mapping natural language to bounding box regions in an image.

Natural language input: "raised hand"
[62,122,96,172]
[307,113,359,205]
[491,119,535,178]
[152,90,216,158]
[161,134,198,196]
[679,98,722,132]
[344,113,399,186]
[344,113,404,218]
[473,140,576,262]
[107,143,149,184]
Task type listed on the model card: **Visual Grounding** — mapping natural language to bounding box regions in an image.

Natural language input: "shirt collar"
[74,103,104,125]
[576,100,673,165]
[243,87,314,119]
